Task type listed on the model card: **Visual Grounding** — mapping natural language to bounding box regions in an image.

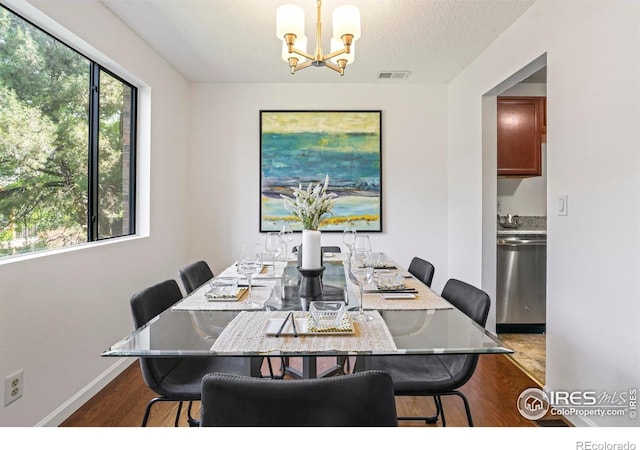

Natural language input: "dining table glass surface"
[102,256,512,359]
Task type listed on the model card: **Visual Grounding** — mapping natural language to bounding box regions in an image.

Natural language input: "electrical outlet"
[4,369,23,406]
[497,199,502,212]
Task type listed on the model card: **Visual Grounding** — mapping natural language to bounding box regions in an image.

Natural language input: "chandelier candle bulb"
[332,5,361,41]
[276,4,305,40]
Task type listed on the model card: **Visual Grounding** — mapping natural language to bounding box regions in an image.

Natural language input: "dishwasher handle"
[497,238,546,246]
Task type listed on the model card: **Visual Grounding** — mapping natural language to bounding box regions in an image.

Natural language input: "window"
[0,5,137,258]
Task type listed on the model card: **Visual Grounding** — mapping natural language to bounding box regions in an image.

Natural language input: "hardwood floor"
[61,354,569,428]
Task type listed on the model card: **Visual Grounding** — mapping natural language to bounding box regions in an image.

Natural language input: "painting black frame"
[259,110,382,233]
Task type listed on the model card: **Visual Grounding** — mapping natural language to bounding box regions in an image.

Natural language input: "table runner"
[171,279,277,311]
[216,261,286,280]
[343,262,453,311]
[210,310,398,353]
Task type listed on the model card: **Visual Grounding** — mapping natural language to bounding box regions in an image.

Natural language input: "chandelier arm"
[323,47,347,61]
[290,47,315,61]
[293,60,314,72]
[324,60,345,75]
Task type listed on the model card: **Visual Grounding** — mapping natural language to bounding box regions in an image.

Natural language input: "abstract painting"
[260,110,382,232]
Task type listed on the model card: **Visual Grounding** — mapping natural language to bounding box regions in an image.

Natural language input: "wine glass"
[348,248,375,322]
[265,232,283,273]
[237,243,263,309]
[353,234,371,252]
[343,226,356,257]
[279,224,294,260]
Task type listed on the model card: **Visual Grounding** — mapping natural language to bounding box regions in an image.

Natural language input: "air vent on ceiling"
[377,71,411,80]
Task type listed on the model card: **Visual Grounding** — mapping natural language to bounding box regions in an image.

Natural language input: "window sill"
[0,234,148,266]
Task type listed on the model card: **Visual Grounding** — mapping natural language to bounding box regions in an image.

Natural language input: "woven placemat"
[171,279,277,311]
[217,261,286,280]
[362,278,453,311]
[210,310,397,353]
[343,264,453,311]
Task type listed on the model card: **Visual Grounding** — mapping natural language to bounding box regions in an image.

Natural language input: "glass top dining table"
[101,258,512,363]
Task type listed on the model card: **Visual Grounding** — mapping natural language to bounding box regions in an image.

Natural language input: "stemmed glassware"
[237,243,263,309]
[348,247,375,322]
[353,234,371,252]
[279,224,294,260]
[343,226,356,257]
[265,232,283,274]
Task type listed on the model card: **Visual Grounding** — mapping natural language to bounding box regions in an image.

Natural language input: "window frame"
[1,3,138,255]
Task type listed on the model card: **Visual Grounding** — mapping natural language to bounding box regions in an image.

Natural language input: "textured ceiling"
[101,0,535,84]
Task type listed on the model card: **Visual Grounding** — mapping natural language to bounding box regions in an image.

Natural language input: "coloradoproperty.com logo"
[517,387,637,420]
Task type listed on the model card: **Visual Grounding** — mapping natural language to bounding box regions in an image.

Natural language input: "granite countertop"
[497,215,546,236]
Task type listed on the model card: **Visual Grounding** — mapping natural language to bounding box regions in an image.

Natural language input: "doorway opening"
[481,54,547,386]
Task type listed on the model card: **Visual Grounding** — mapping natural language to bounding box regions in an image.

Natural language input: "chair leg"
[142,397,181,427]
[141,398,157,427]
[261,357,286,379]
[425,396,440,424]
[436,395,446,426]
[265,357,275,377]
[186,401,200,427]
[141,397,198,427]
[337,356,351,374]
[174,401,183,427]
[397,395,440,424]
[395,392,473,427]
[438,391,474,427]
[450,391,474,427]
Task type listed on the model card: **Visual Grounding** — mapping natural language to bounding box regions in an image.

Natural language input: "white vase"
[301,229,322,269]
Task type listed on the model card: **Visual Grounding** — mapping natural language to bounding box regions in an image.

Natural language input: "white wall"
[449,0,640,426]
[0,1,191,426]
[187,83,450,293]
[496,144,547,216]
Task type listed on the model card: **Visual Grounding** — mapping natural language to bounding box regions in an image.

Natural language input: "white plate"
[380,293,417,300]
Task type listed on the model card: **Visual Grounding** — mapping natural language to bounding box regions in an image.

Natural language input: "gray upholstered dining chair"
[178,259,286,379]
[179,260,215,294]
[408,256,435,287]
[130,278,250,426]
[200,370,398,427]
[363,278,491,426]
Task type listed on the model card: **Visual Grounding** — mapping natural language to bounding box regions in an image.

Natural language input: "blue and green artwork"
[260,111,382,232]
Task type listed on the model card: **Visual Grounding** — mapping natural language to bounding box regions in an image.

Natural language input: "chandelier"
[276,1,361,76]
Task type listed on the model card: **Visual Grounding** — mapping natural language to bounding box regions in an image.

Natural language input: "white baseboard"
[36,358,135,427]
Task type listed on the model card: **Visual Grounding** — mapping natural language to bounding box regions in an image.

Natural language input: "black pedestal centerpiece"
[297,266,325,307]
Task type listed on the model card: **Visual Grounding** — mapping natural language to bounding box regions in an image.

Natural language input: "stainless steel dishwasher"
[496,234,546,333]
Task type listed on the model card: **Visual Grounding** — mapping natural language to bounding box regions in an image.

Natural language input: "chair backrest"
[408,256,435,287]
[440,278,490,327]
[437,278,491,388]
[130,279,185,396]
[179,260,214,294]
[200,371,398,427]
[130,279,183,328]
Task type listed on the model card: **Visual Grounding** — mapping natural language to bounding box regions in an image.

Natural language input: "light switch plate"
[558,194,568,216]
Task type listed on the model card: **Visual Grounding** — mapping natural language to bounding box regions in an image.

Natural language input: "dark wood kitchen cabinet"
[497,96,546,177]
